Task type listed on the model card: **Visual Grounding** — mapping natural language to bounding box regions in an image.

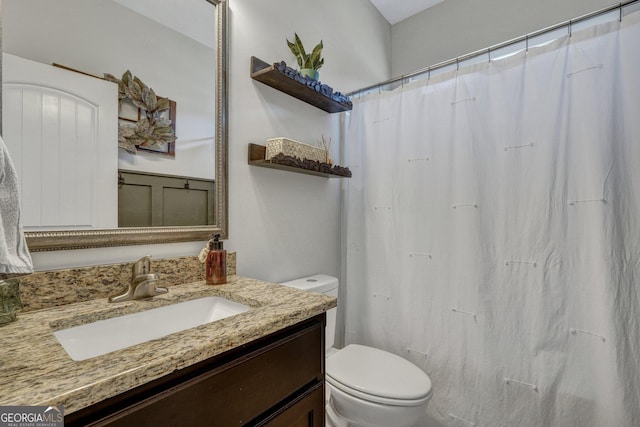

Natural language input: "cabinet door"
[85,321,323,427]
[257,383,324,427]
[118,171,215,227]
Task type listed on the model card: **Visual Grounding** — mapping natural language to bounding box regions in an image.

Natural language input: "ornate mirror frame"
[0,0,229,251]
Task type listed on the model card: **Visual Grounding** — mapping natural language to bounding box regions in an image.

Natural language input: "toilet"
[280,275,432,427]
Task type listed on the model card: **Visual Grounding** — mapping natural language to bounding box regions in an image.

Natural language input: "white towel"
[0,135,33,275]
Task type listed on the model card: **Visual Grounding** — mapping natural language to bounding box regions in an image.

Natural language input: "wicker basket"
[266,137,326,163]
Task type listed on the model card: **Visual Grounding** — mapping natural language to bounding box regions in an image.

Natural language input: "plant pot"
[300,68,319,81]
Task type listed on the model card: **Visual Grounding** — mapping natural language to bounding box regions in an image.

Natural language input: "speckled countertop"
[0,276,336,414]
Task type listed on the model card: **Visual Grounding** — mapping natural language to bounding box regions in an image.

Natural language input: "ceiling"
[113,0,215,49]
[369,0,445,25]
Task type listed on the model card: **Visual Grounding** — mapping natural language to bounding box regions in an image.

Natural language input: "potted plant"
[286,33,323,81]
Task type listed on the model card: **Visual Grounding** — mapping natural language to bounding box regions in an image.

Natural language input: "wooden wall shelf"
[248,144,350,178]
[250,56,352,114]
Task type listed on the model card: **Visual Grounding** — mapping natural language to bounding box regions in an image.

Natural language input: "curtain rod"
[348,0,638,97]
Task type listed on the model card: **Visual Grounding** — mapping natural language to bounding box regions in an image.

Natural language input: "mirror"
[0,0,228,251]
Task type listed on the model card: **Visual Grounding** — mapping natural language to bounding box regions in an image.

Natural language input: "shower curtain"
[345,10,640,427]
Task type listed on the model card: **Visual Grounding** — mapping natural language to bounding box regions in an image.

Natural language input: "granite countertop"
[0,276,336,414]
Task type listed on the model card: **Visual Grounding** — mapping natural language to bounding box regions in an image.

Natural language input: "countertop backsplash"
[18,252,236,312]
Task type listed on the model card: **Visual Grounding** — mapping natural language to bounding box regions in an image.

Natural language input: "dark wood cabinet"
[257,382,324,427]
[65,314,326,427]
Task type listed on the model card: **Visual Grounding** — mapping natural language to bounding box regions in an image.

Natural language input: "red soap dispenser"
[206,234,227,285]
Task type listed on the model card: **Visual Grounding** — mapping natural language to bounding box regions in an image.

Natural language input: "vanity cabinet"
[66,314,325,427]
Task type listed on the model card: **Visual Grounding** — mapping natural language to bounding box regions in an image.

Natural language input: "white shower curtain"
[345,11,640,427]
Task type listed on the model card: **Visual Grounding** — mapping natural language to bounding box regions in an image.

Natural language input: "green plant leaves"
[286,33,323,71]
[286,34,305,68]
[309,40,323,69]
[293,33,307,57]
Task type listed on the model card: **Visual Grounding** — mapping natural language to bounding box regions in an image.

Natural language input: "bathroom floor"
[415,413,441,426]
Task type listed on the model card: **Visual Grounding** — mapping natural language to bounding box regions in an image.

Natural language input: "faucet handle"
[132,255,152,278]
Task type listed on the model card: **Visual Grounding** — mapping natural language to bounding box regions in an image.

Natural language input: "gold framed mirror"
[0,0,228,251]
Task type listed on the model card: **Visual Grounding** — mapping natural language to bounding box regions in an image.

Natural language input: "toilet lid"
[326,344,432,402]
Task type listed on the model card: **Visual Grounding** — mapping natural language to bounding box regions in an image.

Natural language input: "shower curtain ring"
[620,3,623,22]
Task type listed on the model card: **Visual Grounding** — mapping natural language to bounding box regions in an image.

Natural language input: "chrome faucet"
[108,256,168,303]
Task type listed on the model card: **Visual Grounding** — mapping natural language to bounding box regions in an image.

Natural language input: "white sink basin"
[53,297,250,361]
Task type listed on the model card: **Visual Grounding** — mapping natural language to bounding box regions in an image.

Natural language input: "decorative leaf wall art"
[104,70,177,156]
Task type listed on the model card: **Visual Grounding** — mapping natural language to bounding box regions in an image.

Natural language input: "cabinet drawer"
[258,382,324,427]
[92,321,323,426]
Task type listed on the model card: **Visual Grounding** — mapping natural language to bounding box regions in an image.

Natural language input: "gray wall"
[30,0,391,284]
[391,0,615,76]
[226,0,390,282]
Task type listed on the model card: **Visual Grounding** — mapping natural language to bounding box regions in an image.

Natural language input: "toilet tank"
[280,275,338,350]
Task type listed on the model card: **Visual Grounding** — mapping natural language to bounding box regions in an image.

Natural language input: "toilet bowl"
[280,275,432,427]
[326,344,431,427]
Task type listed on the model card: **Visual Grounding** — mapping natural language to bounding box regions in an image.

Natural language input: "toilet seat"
[326,344,432,407]
[327,375,431,407]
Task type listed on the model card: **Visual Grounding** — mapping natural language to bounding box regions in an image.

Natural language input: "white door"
[2,53,118,230]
